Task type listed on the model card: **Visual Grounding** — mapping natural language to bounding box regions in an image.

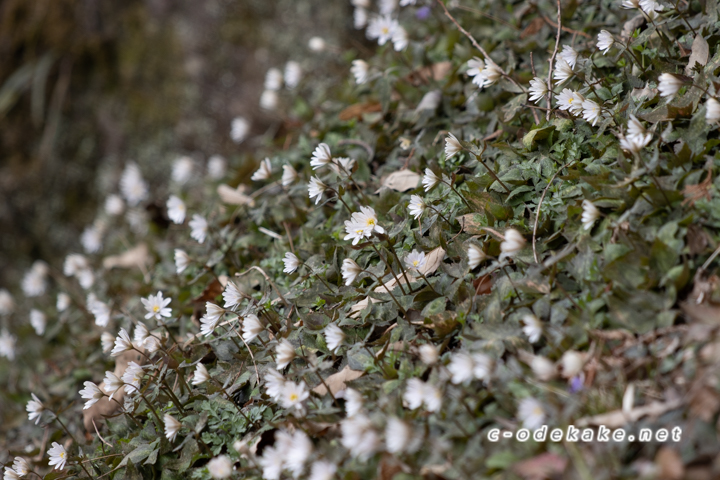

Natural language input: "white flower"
[100,332,115,353]
[81,224,103,253]
[404,379,442,412]
[208,455,232,479]
[329,157,356,176]
[276,339,296,370]
[172,156,194,185]
[343,206,384,244]
[308,177,327,205]
[26,393,44,424]
[309,461,337,480]
[517,397,546,430]
[581,99,604,126]
[0,329,17,360]
[0,290,14,315]
[344,388,363,417]
[444,132,463,160]
[264,67,283,91]
[22,263,47,298]
[308,37,326,52]
[466,57,485,79]
[122,361,144,394]
[354,7,368,29]
[399,0,416,4]
[164,414,182,442]
[597,30,614,54]
[473,353,493,381]
[222,282,243,309]
[552,58,574,84]
[581,200,601,230]
[283,252,301,274]
[63,254,88,277]
[207,155,227,179]
[658,73,683,98]
[282,164,298,186]
[56,293,71,312]
[111,328,133,356]
[133,322,149,344]
[325,324,345,353]
[467,244,486,270]
[264,369,286,402]
[120,162,148,207]
[561,351,585,379]
[204,303,224,328]
[189,214,208,243]
[392,25,408,51]
[622,0,640,8]
[556,89,584,114]
[559,45,579,69]
[379,0,397,14]
[284,430,313,477]
[310,143,333,170]
[385,417,421,454]
[102,371,123,399]
[529,355,556,381]
[143,336,161,353]
[200,314,220,337]
[284,61,302,89]
[47,442,67,471]
[422,168,441,192]
[260,90,279,111]
[259,446,283,480]
[89,298,110,327]
[142,291,172,320]
[640,0,663,19]
[79,381,104,410]
[474,62,503,88]
[166,195,186,224]
[11,458,29,476]
[404,249,426,271]
[341,258,363,286]
[230,117,250,143]
[706,98,720,123]
[500,228,526,258]
[366,15,397,46]
[5,466,21,480]
[522,314,542,343]
[418,344,438,365]
[175,249,191,274]
[626,114,652,146]
[341,414,379,460]
[280,381,309,411]
[105,194,125,216]
[29,309,45,335]
[407,195,426,220]
[251,158,273,182]
[448,353,475,384]
[528,77,548,104]
[242,314,264,343]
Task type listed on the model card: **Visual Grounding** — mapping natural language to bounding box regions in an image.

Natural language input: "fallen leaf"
[377,169,421,192]
[576,399,683,428]
[512,452,568,480]
[348,296,380,318]
[339,102,382,121]
[374,247,446,294]
[689,386,720,422]
[621,14,646,40]
[103,243,150,270]
[655,447,684,480]
[313,365,364,396]
[685,34,709,75]
[218,184,256,206]
[193,278,224,304]
[473,275,493,295]
[520,17,544,39]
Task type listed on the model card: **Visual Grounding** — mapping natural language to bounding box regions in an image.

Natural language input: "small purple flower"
[416,6,431,20]
[569,375,584,393]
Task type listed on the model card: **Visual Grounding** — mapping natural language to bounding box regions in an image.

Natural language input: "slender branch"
[546,0,562,121]
[533,161,575,263]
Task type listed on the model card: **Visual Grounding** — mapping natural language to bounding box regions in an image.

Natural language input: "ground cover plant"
[2,0,720,478]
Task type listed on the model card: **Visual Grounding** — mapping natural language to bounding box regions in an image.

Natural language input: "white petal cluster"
[164,414,182,442]
[79,381,104,409]
[192,363,210,385]
[251,158,273,181]
[366,15,398,46]
[444,132,463,159]
[343,206,384,244]
[500,228,526,259]
[517,397,546,430]
[404,249,426,271]
[26,393,44,424]
[207,155,227,179]
[172,156,194,185]
[275,339,296,370]
[189,214,208,243]
[230,117,250,143]
[559,45,579,69]
[448,352,493,384]
[422,168,441,192]
[522,314,543,343]
[597,30,614,54]
[167,195,186,224]
[385,417,421,454]
[47,442,67,471]
[581,200,601,230]
[467,244,486,269]
[552,58,574,85]
[658,73,683,99]
[283,252,301,274]
[341,258,363,285]
[208,455,233,479]
[22,261,48,298]
[120,162,148,207]
[242,314,264,343]
[341,414,379,460]
[308,177,327,205]
[408,194,426,220]
[0,329,17,360]
[528,77,548,104]
[30,309,46,336]
[556,89,584,114]
[142,291,172,320]
[403,378,441,412]
[282,164,298,186]
[174,249,191,274]
[324,323,345,353]
[351,60,370,85]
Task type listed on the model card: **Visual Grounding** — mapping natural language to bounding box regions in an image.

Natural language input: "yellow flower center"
[60,452,65,459]
[153,305,160,312]
[568,98,573,104]
[366,218,375,226]
[289,393,298,402]
[413,260,419,267]
[381,27,389,35]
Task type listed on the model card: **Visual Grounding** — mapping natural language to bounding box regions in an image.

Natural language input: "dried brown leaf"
[378,169,421,192]
[512,452,568,480]
[685,34,709,75]
[103,243,150,270]
[338,102,382,121]
[313,365,364,396]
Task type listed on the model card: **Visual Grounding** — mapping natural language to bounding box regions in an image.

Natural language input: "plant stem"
[370,244,408,295]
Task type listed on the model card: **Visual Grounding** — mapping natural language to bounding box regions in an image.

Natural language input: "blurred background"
[0,0,356,287]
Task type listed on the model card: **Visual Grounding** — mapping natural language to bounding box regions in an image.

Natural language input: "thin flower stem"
[298,343,340,408]
[327,187,354,214]
[161,383,185,414]
[442,179,473,209]
[382,244,412,290]
[474,153,511,193]
[546,0,562,121]
[418,271,439,295]
[136,389,164,430]
[366,270,407,315]
[533,160,575,263]
[635,152,672,207]
[53,415,94,479]
[213,379,252,423]
[427,205,453,227]
[370,244,408,295]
